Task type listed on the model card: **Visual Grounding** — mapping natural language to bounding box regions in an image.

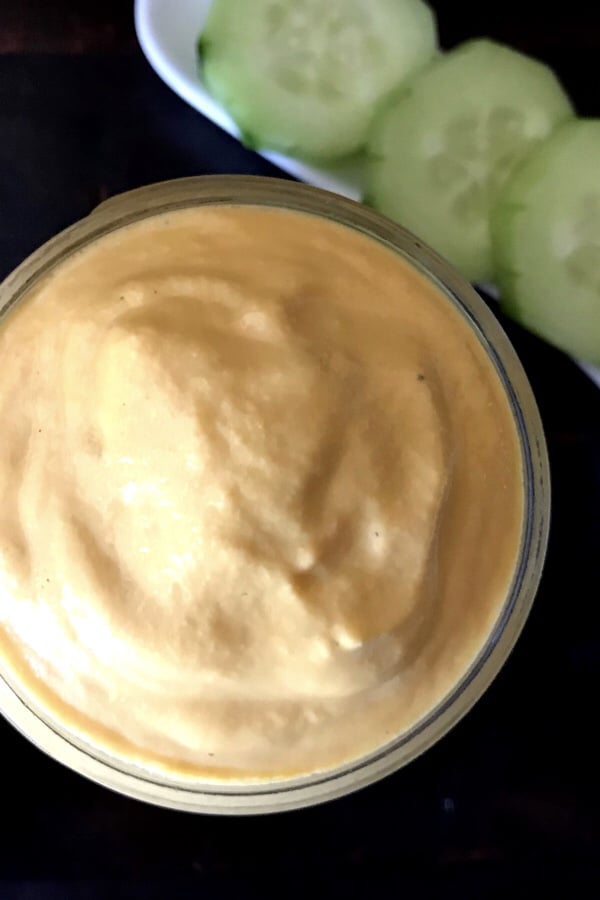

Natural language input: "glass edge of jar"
[0,175,551,814]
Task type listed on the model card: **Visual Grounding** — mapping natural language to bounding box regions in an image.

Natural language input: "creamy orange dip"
[0,206,523,780]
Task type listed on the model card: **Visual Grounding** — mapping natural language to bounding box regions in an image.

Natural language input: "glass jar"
[0,176,550,814]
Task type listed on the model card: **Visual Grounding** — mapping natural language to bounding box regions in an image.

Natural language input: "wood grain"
[0,0,599,55]
[0,0,135,54]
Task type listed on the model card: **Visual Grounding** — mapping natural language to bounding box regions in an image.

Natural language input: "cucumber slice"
[366,40,573,282]
[199,0,438,161]
[492,120,600,366]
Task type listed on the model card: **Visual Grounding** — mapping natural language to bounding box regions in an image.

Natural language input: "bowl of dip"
[0,176,549,813]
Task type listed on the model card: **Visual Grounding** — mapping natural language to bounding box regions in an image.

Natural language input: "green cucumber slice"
[199,0,438,161]
[492,119,600,365]
[366,39,573,282]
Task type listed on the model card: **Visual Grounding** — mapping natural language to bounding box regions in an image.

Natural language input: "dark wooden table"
[1,2,599,897]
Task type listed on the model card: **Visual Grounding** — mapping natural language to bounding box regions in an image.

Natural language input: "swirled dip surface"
[0,206,523,779]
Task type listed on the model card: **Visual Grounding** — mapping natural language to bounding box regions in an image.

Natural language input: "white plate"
[135,0,599,387]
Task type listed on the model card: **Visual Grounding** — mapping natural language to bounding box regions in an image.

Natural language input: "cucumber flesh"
[200,0,438,161]
[366,39,573,282]
[492,119,600,366]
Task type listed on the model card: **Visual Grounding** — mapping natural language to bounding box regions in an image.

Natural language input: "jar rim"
[0,175,550,814]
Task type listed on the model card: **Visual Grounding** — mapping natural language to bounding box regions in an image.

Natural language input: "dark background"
[1,2,599,897]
